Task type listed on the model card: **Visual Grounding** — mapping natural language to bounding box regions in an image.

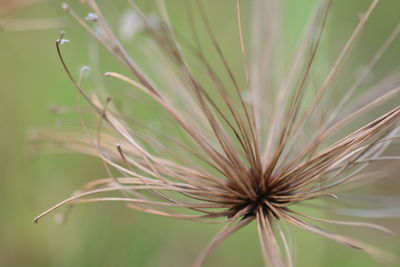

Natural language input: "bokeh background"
[1,0,400,266]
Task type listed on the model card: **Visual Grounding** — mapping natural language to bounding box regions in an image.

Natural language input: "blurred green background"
[1,0,400,266]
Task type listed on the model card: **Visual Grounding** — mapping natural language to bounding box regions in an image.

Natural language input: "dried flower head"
[34,0,400,266]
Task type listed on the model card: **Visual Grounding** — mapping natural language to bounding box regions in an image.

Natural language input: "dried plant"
[34,0,400,266]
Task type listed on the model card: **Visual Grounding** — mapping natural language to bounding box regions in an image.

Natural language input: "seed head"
[34,0,400,266]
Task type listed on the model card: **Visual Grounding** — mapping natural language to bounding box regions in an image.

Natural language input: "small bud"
[58,38,70,45]
[85,12,98,22]
[81,65,91,72]
[79,65,91,77]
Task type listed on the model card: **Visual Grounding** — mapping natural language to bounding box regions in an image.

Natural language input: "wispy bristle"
[34,0,399,266]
